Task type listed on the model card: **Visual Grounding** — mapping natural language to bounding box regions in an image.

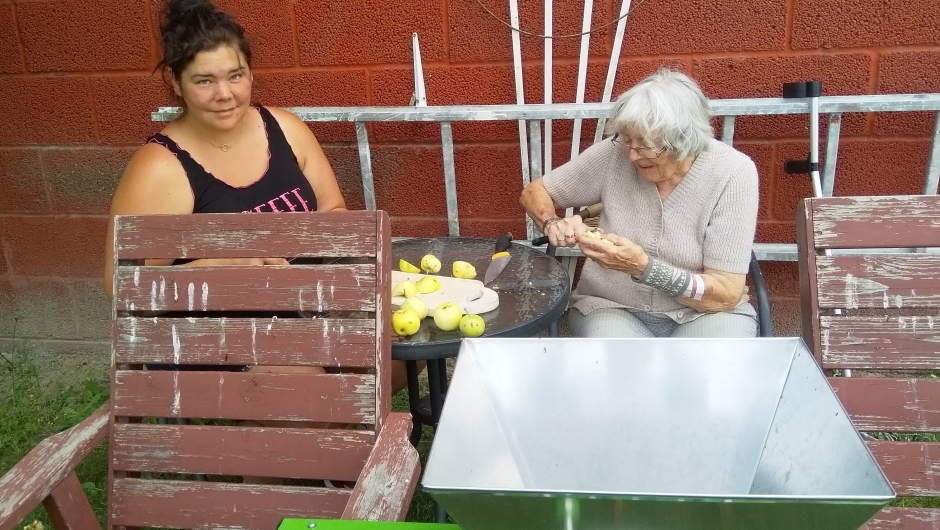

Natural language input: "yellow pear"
[391,309,421,336]
[452,261,477,279]
[415,276,441,294]
[400,259,421,273]
[420,254,442,274]
[459,314,486,337]
[392,280,418,298]
[400,296,429,320]
[433,302,463,331]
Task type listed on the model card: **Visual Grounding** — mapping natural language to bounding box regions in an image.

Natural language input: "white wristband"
[682,274,706,301]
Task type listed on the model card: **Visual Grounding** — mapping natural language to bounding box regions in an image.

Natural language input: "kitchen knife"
[483,233,513,285]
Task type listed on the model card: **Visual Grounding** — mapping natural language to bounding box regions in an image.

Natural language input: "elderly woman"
[520,68,760,338]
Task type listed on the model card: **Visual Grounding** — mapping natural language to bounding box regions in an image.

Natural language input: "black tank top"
[146,104,318,214]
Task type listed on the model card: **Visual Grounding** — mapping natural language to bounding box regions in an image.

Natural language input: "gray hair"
[605,68,713,160]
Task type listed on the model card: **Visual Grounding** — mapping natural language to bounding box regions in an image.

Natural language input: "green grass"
[0,349,110,529]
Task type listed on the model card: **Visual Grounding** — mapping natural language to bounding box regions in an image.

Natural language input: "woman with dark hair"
[103,0,411,417]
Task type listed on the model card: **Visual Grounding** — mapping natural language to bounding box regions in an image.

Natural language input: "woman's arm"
[269,107,347,212]
[520,178,588,247]
[576,231,746,313]
[103,143,194,301]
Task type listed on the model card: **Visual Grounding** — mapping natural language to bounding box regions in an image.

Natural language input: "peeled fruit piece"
[433,302,463,331]
[421,254,442,274]
[399,259,421,273]
[459,314,486,337]
[400,296,428,320]
[391,309,421,336]
[392,280,418,298]
[452,261,477,279]
[583,229,609,241]
[415,276,441,294]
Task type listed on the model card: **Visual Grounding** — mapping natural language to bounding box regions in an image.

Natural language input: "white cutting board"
[391,271,499,316]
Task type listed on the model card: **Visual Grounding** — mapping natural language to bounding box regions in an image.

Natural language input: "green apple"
[415,276,441,294]
[433,302,463,331]
[400,296,428,320]
[391,309,421,336]
[421,254,442,274]
[392,280,417,298]
[452,260,477,279]
[459,314,485,337]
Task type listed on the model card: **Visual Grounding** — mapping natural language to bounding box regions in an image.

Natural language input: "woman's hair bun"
[164,0,218,28]
[156,0,252,81]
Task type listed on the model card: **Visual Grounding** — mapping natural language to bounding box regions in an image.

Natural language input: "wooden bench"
[0,209,420,529]
[797,195,940,530]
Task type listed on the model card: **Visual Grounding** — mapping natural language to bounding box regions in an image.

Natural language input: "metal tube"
[721,116,736,146]
[544,0,553,174]
[569,0,594,165]
[822,113,842,197]
[594,0,632,143]
[509,0,531,199]
[809,97,823,198]
[924,110,940,195]
[411,33,427,107]
[527,120,543,240]
[354,122,377,211]
[440,122,460,236]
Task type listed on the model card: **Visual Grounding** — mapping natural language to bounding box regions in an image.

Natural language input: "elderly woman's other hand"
[543,215,589,248]
[577,230,649,277]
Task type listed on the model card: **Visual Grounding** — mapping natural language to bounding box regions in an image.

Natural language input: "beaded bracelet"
[541,216,563,232]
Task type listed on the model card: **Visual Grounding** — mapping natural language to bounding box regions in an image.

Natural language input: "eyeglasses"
[611,134,668,159]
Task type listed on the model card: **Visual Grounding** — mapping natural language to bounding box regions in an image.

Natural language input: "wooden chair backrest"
[109,210,391,530]
[797,195,940,529]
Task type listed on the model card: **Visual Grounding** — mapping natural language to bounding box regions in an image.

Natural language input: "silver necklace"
[186,112,247,152]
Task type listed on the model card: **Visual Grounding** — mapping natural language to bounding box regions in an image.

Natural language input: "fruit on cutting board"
[391,309,421,336]
[421,254,442,274]
[459,314,485,337]
[400,296,428,320]
[399,259,421,273]
[415,276,441,294]
[433,302,463,331]
[452,261,477,279]
[392,280,418,298]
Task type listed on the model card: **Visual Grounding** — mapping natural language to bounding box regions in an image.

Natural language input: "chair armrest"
[0,403,109,529]
[342,412,421,522]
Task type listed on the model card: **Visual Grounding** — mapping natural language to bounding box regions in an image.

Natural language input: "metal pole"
[594,0,632,143]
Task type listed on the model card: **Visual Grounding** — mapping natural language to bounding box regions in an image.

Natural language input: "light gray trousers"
[568,303,759,339]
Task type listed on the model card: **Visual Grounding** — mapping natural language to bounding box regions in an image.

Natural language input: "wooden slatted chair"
[797,195,940,530]
[107,210,419,529]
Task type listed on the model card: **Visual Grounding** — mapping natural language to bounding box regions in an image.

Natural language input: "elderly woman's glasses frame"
[610,134,668,159]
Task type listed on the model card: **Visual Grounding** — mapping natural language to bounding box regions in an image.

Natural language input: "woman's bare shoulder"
[111,141,192,214]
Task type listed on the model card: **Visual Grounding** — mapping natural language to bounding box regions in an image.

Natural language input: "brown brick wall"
[1,0,939,348]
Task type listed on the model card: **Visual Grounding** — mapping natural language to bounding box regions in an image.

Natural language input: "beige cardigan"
[543,137,759,324]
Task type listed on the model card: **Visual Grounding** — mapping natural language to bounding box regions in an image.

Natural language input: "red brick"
[389,217,449,238]
[213,0,296,68]
[760,261,800,298]
[0,149,48,213]
[92,75,170,145]
[454,145,524,218]
[769,298,802,338]
[43,148,135,215]
[0,77,95,144]
[458,218,528,239]
[756,221,796,243]
[448,0,610,63]
[831,139,930,197]
[320,145,366,211]
[253,71,368,143]
[693,54,872,139]
[0,5,22,74]
[18,0,151,72]
[68,280,110,340]
[370,146,447,216]
[874,52,940,137]
[371,65,518,143]
[622,0,785,55]
[733,142,775,222]
[0,277,79,340]
[1,215,108,278]
[295,0,445,66]
[792,0,940,49]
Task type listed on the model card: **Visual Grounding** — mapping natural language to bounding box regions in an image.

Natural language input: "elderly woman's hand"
[576,229,649,277]
[543,215,589,248]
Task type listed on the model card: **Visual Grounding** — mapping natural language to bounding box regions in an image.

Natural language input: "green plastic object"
[277,520,460,530]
